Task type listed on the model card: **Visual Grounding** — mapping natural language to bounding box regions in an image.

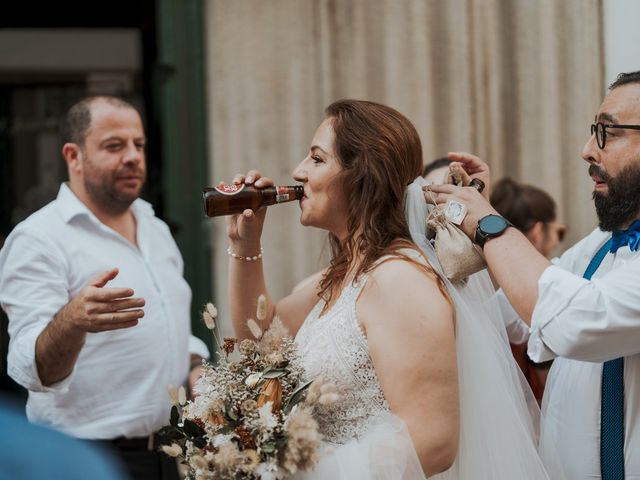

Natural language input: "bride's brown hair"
[318,99,448,306]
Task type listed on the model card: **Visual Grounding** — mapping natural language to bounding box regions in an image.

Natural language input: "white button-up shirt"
[528,228,640,479]
[0,184,209,439]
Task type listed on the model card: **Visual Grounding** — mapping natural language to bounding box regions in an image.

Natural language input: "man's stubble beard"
[590,161,640,231]
[82,155,146,216]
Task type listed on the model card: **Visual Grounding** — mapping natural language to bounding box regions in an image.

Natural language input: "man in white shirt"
[0,96,210,480]
[427,70,640,479]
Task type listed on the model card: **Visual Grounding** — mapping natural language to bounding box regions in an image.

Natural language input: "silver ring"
[469,178,485,193]
[444,199,467,226]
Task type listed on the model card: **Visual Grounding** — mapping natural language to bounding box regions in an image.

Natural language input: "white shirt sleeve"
[188,335,211,360]
[0,228,76,392]
[528,256,640,363]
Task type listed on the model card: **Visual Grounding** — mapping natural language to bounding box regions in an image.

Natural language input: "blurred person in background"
[423,157,453,184]
[0,398,126,480]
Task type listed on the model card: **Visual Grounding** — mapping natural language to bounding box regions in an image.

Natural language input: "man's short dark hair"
[59,95,136,146]
[422,157,452,178]
[609,70,640,91]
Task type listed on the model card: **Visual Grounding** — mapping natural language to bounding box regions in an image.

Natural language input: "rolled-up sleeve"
[0,229,75,392]
[528,258,640,364]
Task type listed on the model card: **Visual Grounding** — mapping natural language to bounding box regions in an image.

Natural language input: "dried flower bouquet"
[159,296,335,480]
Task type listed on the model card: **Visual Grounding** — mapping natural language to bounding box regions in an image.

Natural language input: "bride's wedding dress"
[296,277,389,445]
[295,274,428,479]
[291,178,559,480]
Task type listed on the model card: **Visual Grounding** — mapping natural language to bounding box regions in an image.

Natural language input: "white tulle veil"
[404,177,554,479]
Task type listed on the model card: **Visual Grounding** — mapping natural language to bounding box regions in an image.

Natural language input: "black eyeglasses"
[590,122,640,149]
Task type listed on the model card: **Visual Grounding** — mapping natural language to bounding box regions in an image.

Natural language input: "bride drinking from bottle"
[225,100,552,479]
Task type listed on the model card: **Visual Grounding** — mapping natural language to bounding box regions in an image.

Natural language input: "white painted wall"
[603,0,640,89]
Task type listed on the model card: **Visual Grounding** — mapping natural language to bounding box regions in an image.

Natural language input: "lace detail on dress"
[295,276,390,444]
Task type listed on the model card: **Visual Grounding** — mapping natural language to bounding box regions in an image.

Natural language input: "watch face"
[480,215,508,235]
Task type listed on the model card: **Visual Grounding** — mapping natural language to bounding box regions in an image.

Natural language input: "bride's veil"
[404,177,555,479]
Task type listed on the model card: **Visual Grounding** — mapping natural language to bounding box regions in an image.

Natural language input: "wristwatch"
[475,214,513,248]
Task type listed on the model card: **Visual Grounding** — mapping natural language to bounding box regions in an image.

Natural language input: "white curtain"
[204,0,604,336]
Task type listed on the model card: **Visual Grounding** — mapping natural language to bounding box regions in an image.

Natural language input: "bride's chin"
[299,215,310,227]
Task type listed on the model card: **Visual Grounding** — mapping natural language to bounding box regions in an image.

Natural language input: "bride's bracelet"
[227,246,263,261]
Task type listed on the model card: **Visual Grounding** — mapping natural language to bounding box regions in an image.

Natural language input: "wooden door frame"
[155,0,212,352]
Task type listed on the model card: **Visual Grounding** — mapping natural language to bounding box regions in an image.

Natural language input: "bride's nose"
[292,160,307,183]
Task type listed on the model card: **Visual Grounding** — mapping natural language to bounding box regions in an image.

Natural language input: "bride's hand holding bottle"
[225,169,277,341]
[225,169,274,255]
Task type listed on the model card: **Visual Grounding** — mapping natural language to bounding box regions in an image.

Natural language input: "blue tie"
[582,230,637,480]
[609,219,640,254]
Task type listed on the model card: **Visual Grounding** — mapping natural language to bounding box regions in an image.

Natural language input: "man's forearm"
[35,305,87,387]
[483,228,551,325]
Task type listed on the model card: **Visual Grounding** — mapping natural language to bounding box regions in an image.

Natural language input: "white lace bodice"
[295,276,390,444]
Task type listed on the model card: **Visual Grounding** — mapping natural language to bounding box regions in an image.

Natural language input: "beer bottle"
[202,184,304,217]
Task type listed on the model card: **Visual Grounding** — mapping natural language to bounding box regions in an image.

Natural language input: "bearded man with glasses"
[426,70,640,480]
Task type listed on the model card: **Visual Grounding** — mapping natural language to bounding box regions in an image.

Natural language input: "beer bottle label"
[215,183,245,195]
[275,186,290,203]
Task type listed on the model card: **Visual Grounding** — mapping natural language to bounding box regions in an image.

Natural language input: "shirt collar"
[56,182,154,224]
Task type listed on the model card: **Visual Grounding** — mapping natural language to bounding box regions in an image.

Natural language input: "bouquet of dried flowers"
[159,296,336,480]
